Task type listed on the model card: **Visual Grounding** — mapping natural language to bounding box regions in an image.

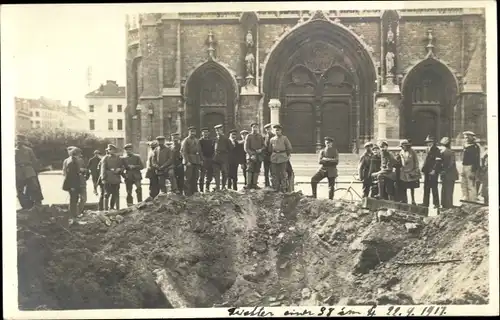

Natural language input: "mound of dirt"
[17,190,489,310]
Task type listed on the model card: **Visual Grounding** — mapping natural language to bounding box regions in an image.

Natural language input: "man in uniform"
[199,127,214,192]
[15,134,44,209]
[122,143,144,206]
[438,137,459,208]
[310,137,338,199]
[145,140,160,199]
[421,136,441,208]
[152,136,178,194]
[239,130,250,186]
[212,124,232,191]
[461,131,481,201]
[268,124,293,193]
[357,142,373,198]
[227,129,241,190]
[244,122,265,189]
[181,126,202,196]
[100,144,125,210]
[87,150,102,196]
[374,141,397,201]
[62,146,86,223]
[263,123,275,187]
[171,132,185,195]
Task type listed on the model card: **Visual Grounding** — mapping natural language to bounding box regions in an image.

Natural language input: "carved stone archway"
[401,57,459,146]
[184,60,239,136]
[262,11,378,153]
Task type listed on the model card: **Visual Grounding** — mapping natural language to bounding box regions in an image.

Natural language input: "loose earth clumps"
[17,189,489,310]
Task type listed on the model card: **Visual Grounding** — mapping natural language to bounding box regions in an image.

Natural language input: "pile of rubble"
[17,190,489,310]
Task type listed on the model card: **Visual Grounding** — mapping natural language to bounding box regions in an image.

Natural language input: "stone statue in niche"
[245,52,255,77]
[385,51,395,75]
[386,26,394,45]
[245,30,254,48]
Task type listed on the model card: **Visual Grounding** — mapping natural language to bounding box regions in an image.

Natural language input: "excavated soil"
[17,190,489,310]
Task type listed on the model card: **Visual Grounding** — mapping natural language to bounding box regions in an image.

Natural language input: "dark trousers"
[271,162,288,192]
[68,188,80,218]
[174,164,185,195]
[423,174,439,207]
[396,180,406,203]
[378,177,395,201]
[241,163,247,185]
[441,179,455,208]
[362,179,372,198]
[158,170,178,194]
[228,162,239,190]
[104,183,120,210]
[98,184,105,210]
[91,173,99,192]
[149,174,159,199]
[199,159,213,192]
[311,169,335,199]
[263,159,271,187]
[184,164,200,196]
[246,159,262,188]
[16,176,43,209]
[213,160,229,190]
[125,179,142,205]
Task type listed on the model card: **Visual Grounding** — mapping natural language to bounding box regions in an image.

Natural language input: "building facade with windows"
[125,8,486,154]
[85,80,126,149]
[14,97,32,131]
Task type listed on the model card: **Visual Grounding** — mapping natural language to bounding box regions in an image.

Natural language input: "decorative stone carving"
[206,29,217,60]
[385,51,395,76]
[425,29,435,57]
[387,27,394,45]
[245,30,254,48]
[200,81,227,106]
[309,10,330,21]
[268,99,281,126]
[245,52,255,76]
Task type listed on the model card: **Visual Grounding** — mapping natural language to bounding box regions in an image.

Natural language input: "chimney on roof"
[68,101,72,107]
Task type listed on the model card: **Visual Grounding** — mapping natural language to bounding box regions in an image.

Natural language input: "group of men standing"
[356,130,488,209]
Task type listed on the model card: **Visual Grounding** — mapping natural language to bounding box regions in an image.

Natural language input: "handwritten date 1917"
[367,305,448,317]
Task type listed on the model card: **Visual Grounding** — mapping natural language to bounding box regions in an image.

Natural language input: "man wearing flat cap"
[122,143,145,206]
[100,144,125,210]
[239,130,250,186]
[461,131,481,201]
[145,140,160,199]
[244,122,266,189]
[372,140,397,201]
[357,141,374,198]
[181,126,202,196]
[15,134,44,209]
[268,124,293,192]
[171,132,185,195]
[152,136,178,194]
[87,150,102,196]
[438,137,459,208]
[311,136,338,199]
[198,127,214,193]
[262,123,275,187]
[420,135,441,208]
[62,147,86,221]
[212,124,233,191]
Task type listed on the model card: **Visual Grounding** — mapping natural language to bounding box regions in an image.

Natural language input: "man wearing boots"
[171,132,185,195]
[181,126,202,196]
[244,122,265,189]
[368,145,382,198]
[269,124,293,192]
[262,123,275,188]
[212,124,232,191]
[122,143,144,206]
[375,141,397,201]
[311,137,338,199]
[198,127,214,193]
[100,144,125,210]
[461,131,481,201]
[421,136,442,208]
[145,141,160,199]
[15,134,44,209]
[152,136,178,194]
[239,130,249,186]
[357,142,373,198]
[439,137,459,208]
[227,129,240,190]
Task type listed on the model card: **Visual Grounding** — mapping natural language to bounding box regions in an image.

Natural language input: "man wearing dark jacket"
[244,122,265,189]
[122,143,144,206]
[198,127,214,192]
[461,131,481,201]
[239,130,249,186]
[368,145,382,198]
[15,134,44,209]
[421,135,441,208]
[357,142,373,198]
[152,136,178,194]
[181,126,202,196]
[227,129,241,190]
[145,141,159,199]
[87,150,102,196]
[100,144,125,210]
[439,137,459,208]
[373,141,397,201]
[311,137,338,199]
[262,123,275,187]
[212,124,233,191]
[171,133,185,195]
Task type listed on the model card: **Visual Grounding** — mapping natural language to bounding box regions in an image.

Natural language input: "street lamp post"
[148,103,154,141]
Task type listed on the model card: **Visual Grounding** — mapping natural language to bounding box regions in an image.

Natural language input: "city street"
[21,172,466,211]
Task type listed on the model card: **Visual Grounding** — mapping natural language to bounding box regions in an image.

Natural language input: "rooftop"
[85,80,126,98]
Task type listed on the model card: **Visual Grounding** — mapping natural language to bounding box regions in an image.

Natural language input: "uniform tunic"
[461,142,481,201]
[269,134,292,192]
[440,147,459,208]
[16,144,43,207]
[181,135,202,195]
[199,137,215,190]
[358,151,372,197]
[122,153,144,182]
[152,145,177,193]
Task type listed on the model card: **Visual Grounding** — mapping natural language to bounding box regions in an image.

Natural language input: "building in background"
[125,9,486,154]
[85,80,126,149]
[15,97,32,131]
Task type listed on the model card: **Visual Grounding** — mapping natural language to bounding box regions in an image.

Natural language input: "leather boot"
[199,183,204,193]
[245,172,253,189]
[136,189,142,203]
[253,174,261,189]
[328,188,334,200]
[222,174,227,190]
[311,183,318,198]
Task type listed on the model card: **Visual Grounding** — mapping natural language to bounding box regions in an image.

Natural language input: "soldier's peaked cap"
[94,150,102,154]
[364,141,373,148]
[263,123,272,129]
[106,144,118,150]
[228,129,237,134]
[250,122,259,127]
[201,127,209,131]
[155,136,166,140]
[124,143,133,149]
[424,135,435,143]
[171,132,181,136]
[67,146,77,151]
[240,129,249,134]
[324,137,334,142]
[187,126,196,131]
[463,131,475,136]
[273,124,283,129]
[378,140,388,147]
[214,124,223,129]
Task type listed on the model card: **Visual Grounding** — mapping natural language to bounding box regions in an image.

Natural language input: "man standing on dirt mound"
[421,135,441,208]
[268,124,293,193]
[244,122,265,190]
[461,131,481,202]
[152,136,178,194]
[212,124,232,191]
[310,137,338,199]
[227,129,241,190]
[15,134,44,209]
[239,130,250,186]
[100,144,125,210]
[87,150,102,196]
[181,126,202,196]
[358,142,374,198]
[145,140,160,199]
[122,143,144,206]
[171,133,185,195]
[198,127,214,193]
[262,123,275,188]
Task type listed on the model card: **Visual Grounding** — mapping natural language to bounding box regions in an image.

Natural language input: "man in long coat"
[461,131,481,201]
[438,137,459,208]
[181,126,202,196]
[100,144,125,210]
[268,124,293,193]
[311,137,338,199]
[122,143,144,206]
[212,124,232,191]
[421,135,442,208]
[145,140,160,199]
[15,134,44,209]
[374,141,397,201]
[357,142,373,198]
[244,122,265,189]
[152,136,178,194]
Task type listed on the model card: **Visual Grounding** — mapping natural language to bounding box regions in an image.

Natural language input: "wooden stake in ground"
[395,259,462,266]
